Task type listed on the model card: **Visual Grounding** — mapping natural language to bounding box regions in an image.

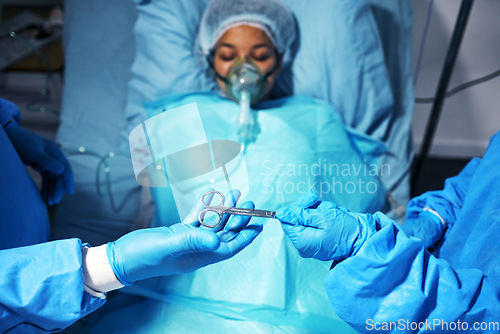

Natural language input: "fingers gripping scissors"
[198,190,276,228]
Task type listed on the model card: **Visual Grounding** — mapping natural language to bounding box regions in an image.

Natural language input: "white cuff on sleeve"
[82,244,124,294]
[423,206,447,227]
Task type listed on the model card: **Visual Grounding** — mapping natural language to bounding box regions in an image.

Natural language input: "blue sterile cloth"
[104,92,387,333]
[324,131,500,333]
[147,92,388,215]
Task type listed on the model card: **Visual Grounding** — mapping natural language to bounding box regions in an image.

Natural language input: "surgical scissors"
[198,190,276,228]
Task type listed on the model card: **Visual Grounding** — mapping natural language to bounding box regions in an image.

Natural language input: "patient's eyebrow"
[252,43,271,50]
[218,43,236,49]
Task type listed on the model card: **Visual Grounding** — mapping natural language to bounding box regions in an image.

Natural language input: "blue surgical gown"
[0,106,105,333]
[324,131,500,333]
[0,104,49,250]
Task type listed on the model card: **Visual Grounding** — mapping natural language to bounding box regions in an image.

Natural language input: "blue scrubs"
[0,106,105,333]
[324,131,500,333]
[0,240,106,333]
[0,106,49,250]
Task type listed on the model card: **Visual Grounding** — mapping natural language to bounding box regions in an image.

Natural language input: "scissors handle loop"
[202,190,225,207]
[198,208,223,228]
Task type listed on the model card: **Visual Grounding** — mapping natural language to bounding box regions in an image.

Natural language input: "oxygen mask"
[209,55,279,153]
[225,57,266,105]
[221,57,267,153]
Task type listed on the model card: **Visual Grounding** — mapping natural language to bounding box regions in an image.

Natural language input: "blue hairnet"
[198,0,296,57]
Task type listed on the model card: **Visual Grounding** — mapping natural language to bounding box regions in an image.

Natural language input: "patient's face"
[213,25,280,102]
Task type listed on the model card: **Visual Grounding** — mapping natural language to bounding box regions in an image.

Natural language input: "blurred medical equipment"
[0,10,63,116]
[415,68,500,104]
[411,0,474,190]
[199,190,276,227]
[0,11,61,71]
[61,146,133,213]
[413,0,500,106]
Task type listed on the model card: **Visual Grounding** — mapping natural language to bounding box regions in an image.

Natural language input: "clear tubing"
[62,147,136,213]
[238,90,253,153]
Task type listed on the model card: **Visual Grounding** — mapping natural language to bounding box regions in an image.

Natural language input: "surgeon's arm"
[324,219,500,333]
[0,97,21,128]
[85,198,262,288]
[0,98,74,205]
[0,226,261,333]
[0,239,106,333]
[403,158,480,247]
[0,191,261,333]
[278,191,500,333]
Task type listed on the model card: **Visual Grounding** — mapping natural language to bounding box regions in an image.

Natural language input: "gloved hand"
[404,210,445,249]
[106,189,263,285]
[5,122,74,205]
[276,189,378,262]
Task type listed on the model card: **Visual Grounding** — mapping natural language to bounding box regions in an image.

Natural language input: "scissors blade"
[224,207,276,219]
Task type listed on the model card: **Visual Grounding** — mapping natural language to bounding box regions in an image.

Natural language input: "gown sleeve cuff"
[82,244,124,294]
[0,98,21,127]
[423,206,447,227]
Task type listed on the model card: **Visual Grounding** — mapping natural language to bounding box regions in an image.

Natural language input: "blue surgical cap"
[198,0,296,57]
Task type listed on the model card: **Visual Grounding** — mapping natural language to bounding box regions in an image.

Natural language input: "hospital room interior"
[1,0,499,333]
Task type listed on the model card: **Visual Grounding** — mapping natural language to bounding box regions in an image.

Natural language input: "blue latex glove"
[106,189,263,285]
[5,122,74,205]
[403,210,445,249]
[276,189,378,262]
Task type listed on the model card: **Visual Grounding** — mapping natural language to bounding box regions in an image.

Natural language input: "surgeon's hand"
[404,210,445,249]
[276,190,378,262]
[5,122,74,205]
[106,189,263,285]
